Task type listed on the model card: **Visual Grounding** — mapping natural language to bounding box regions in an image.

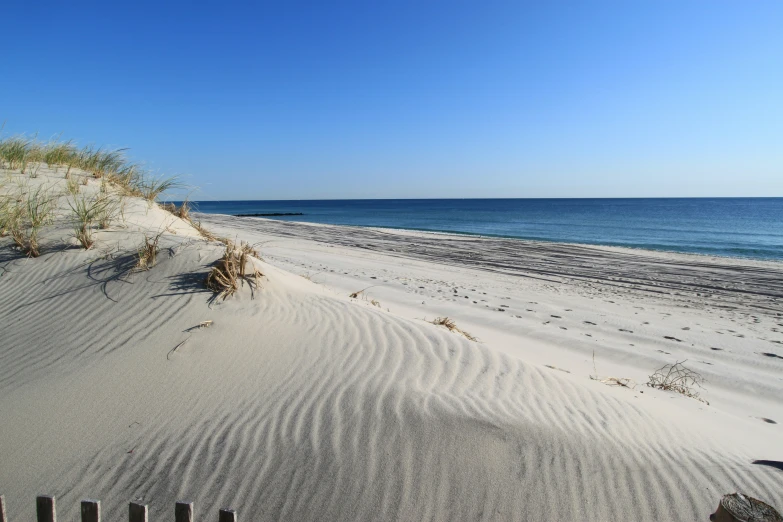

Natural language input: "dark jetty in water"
[235,212,304,217]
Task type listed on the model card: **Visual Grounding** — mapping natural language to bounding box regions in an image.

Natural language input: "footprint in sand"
[760,352,783,360]
[760,418,777,424]
[551,315,561,319]
[664,336,682,342]
[710,347,723,351]
[619,329,633,333]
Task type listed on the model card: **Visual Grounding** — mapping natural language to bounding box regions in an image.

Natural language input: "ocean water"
[190,198,783,261]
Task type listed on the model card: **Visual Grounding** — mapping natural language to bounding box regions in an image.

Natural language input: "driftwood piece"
[219,508,237,522]
[711,493,782,522]
[81,499,100,522]
[175,501,194,522]
[0,494,6,522]
[36,495,56,522]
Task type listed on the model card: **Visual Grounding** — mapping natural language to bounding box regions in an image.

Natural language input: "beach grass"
[205,241,263,300]
[134,233,162,271]
[69,194,110,249]
[0,133,179,206]
[13,185,57,257]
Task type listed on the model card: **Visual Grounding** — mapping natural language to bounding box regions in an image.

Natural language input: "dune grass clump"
[4,185,57,257]
[66,176,80,195]
[205,241,263,301]
[430,316,477,342]
[139,175,182,203]
[161,200,190,219]
[646,360,708,404]
[0,195,18,238]
[174,198,190,220]
[43,139,75,169]
[0,136,33,170]
[0,134,181,204]
[69,194,111,249]
[25,187,56,256]
[4,192,27,247]
[97,194,123,229]
[134,233,162,271]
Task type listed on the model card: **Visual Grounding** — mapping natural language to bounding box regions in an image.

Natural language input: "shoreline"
[194,211,783,263]
[194,213,783,315]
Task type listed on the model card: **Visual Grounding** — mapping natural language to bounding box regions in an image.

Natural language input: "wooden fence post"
[218,508,236,522]
[81,499,100,522]
[128,502,148,522]
[175,501,193,522]
[0,494,6,522]
[36,495,56,522]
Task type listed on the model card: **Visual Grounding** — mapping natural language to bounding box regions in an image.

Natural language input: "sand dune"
[1,174,781,520]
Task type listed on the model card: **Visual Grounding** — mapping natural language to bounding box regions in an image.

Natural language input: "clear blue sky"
[3,1,782,199]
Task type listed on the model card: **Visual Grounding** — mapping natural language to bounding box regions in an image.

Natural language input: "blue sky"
[3,1,782,199]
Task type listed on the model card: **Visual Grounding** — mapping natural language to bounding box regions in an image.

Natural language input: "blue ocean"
[191,198,783,261]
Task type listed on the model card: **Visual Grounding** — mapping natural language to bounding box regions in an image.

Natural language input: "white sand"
[1,171,781,520]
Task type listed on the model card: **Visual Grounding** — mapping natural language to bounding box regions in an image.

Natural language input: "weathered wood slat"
[218,508,236,522]
[128,502,147,522]
[0,494,7,522]
[81,499,100,522]
[175,501,193,522]
[36,495,56,522]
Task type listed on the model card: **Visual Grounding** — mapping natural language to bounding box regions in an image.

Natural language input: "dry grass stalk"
[646,360,708,404]
[205,241,263,301]
[349,285,377,299]
[189,219,219,241]
[430,316,477,342]
[589,350,636,389]
[161,199,190,220]
[175,199,190,220]
[134,233,162,271]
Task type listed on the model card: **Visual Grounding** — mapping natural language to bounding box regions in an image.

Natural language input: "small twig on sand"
[184,320,213,332]
[647,360,708,404]
[167,338,188,360]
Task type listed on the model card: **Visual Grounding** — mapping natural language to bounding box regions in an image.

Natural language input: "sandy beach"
[1,169,782,520]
